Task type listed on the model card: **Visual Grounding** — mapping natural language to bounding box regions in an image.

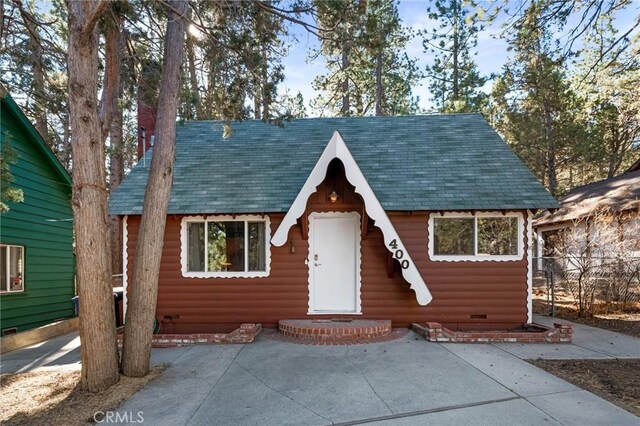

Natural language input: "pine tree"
[573,16,640,179]
[121,0,190,377]
[247,1,287,121]
[312,0,419,116]
[498,0,638,71]
[364,0,420,116]
[311,0,365,116]
[422,0,488,112]
[67,0,122,392]
[0,0,70,164]
[278,90,307,119]
[177,1,288,122]
[490,1,585,196]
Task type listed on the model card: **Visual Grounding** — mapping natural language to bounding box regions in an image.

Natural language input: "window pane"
[248,222,266,271]
[1,247,7,291]
[434,218,474,255]
[9,246,23,291]
[187,223,205,272]
[477,217,518,256]
[208,222,244,272]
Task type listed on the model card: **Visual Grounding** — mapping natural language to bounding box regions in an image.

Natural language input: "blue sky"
[280,0,640,115]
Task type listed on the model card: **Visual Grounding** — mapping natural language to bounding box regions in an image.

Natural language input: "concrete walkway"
[0,331,81,374]
[2,319,638,425]
[489,314,640,360]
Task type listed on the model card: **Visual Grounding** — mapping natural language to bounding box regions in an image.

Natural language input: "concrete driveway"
[2,317,638,425]
[116,330,638,426]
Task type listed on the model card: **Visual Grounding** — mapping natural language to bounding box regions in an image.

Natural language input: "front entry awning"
[271,131,433,306]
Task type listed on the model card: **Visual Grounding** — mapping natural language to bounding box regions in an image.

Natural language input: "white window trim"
[1,244,25,294]
[180,215,271,278]
[428,211,524,262]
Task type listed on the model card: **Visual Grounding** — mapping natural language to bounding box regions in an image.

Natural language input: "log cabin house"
[109,114,558,333]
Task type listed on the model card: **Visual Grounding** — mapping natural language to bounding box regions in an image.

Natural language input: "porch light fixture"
[328,190,340,203]
[290,240,296,254]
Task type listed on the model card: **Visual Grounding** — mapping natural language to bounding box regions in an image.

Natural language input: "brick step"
[278,319,392,342]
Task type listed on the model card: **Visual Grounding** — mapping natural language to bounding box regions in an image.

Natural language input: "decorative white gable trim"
[271,131,432,306]
[427,211,525,262]
[526,210,533,323]
[180,214,272,278]
[122,215,128,322]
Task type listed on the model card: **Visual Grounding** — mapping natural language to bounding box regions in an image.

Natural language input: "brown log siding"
[125,162,529,332]
[125,211,528,333]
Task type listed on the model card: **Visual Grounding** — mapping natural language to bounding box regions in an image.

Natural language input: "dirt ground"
[529,359,640,417]
[531,288,640,417]
[0,365,165,426]
[532,288,640,338]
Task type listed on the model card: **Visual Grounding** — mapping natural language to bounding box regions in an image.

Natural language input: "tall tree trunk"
[121,0,189,377]
[20,6,48,142]
[108,19,126,276]
[0,0,4,46]
[253,79,261,120]
[62,113,71,170]
[186,34,201,119]
[452,0,459,103]
[207,55,217,119]
[544,107,557,195]
[32,58,47,141]
[261,45,270,120]
[355,89,364,115]
[375,50,383,116]
[109,106,124,276]
[607,124,621,178]
[341,39,350,116]
[67,0,119,393]
[99,13,122,141]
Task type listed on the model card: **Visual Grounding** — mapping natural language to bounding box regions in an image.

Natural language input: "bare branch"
[81,0,110,39]
[581,14,640,82]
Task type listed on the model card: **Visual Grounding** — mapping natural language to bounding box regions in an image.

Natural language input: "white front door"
[309,212,361,313]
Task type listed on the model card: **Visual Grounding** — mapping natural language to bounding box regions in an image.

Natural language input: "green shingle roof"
[109,114,558,215]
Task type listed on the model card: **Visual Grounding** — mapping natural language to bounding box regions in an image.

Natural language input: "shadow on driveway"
[1,332,81,374]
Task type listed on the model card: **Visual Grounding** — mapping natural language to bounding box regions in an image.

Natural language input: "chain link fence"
[533,256,640,315]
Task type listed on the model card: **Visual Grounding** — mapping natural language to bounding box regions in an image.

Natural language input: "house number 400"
[388,239,410,269]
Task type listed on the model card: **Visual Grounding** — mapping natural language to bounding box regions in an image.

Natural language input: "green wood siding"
[1,97,75,333]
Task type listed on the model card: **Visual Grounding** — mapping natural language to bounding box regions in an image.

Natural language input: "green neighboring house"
[0,93,75,335]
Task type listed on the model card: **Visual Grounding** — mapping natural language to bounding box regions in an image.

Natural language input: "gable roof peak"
[1,92,71,187]
[272,130,433,306]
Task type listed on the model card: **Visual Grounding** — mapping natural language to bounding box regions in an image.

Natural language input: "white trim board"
[526,210,533,323]
[271,131,432,306]
[122,215,128,322]
[534,223,569,233]
[307,211,362,314]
